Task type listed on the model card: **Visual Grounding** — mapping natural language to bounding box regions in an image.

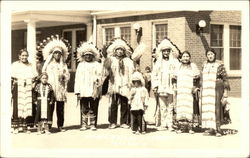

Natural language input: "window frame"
[102,23,132,45]
[120,26,132,44]
[210,22,241,77]
[104,27,115,45]
[152,20,168,48]
[62,28,86,72]
[210,24,224,60]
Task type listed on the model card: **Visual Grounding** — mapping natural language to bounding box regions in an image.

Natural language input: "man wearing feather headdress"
[151,38,180,131]
[104,38,135,129]
[74,42,103,131]
[39,35,71,132]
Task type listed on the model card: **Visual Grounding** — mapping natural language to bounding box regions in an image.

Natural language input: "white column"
[93,15,97,45]
[86,23,93,42]
[24,19,36,65]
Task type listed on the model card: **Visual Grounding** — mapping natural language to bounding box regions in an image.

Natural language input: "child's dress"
[34,83,54,132]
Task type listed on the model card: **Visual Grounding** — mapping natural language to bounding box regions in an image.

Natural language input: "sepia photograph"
[0,1,249,157]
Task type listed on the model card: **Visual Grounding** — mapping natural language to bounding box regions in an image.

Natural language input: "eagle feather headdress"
[36,34,71,63]
[105,37,133,58]
[155,37,181,60]
[76,42,100,62]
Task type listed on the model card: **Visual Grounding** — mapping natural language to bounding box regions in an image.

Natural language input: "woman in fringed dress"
[201,48,231,137]
[11,49,38,134]
[173,51,200,134]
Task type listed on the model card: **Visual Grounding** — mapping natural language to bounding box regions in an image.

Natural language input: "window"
[155,24,168,46]
[76,30,86,47]
[63,31,73,69]
[103,26,131,45]
[105,28,115,45]
[229,25,241,70]
[63,28,86,71]
[210,25,224,60]
[120,27,131,44]
[210,24,241,74]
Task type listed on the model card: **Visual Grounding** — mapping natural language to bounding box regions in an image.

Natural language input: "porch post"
[24,19,36,65]
[86,23,93,42]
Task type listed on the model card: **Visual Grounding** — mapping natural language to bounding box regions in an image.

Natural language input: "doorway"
[63,28,86,92]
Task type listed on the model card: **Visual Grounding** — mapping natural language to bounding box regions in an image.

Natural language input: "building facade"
[11,11,241,97]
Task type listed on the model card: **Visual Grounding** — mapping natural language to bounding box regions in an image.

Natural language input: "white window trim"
[102,23,131,45]
[102,27,115,45]
[152,20,168,48]
[210,22,241,77]
[62,28,86,72]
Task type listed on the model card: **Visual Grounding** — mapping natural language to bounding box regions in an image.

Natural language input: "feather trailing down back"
[103,57,114,84]
[131,42,146,62]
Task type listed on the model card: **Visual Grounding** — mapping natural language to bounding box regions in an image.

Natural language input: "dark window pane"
[105,28,114,45]
[155,24,168,46]
[230,25,241,47]
[76,30,86,47]
[63,31,72,69]
[230,48,241,70]
[63,31,72,46]
[212,48,224,60]
[211,25,223,47]
[120,27,131,44]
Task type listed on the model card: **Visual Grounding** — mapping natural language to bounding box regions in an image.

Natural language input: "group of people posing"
[11,35,231,137]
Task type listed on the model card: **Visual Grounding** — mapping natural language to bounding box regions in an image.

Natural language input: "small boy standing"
[34,72,55,134]
[129,71,149,134]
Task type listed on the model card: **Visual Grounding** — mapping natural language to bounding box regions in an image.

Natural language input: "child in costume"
[34,72,55,134]
[129,71,149,134]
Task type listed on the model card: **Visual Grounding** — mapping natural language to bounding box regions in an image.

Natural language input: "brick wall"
[228,77,241,97]
[184,11,241,97]
[210,11,241,24]
[97,11,242,97]
[168,17,186,52]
